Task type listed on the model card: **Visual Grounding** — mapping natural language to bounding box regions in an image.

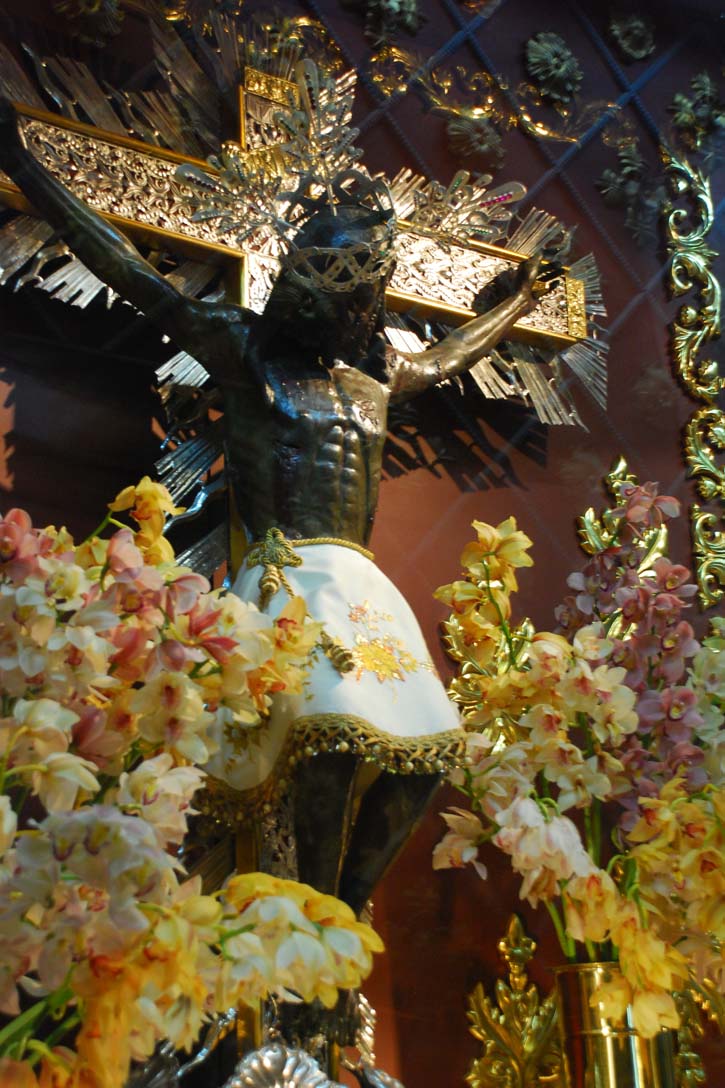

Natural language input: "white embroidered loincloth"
[202,541,463,804]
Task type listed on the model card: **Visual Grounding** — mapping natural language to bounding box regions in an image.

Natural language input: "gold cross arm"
[0,101,584,346]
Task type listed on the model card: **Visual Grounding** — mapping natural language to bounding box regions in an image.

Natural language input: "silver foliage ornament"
[597,139,666,247]
[446,113,505,169]
[176,61,399,294]
[339,0,423,43]
[669,72,725,154]
[608,11,656,62]
[274,62,364,209]
[389,168,525,246]
[524,32,583,105]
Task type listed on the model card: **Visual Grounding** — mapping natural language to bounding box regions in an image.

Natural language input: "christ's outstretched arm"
[0,99,255,381]
[388,255,544,401]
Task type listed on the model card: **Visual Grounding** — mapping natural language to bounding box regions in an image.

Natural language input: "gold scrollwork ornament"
[663,146,725,608]
[685,407,725,502]
[691,506,725,608]
[663,150,722,402]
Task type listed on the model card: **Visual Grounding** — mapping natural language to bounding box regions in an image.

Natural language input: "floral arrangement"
[433,478,724,1036]
[0,480,382,1088]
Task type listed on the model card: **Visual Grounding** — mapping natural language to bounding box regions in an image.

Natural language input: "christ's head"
[263,203,396,371]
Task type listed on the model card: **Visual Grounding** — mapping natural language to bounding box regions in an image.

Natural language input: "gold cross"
[0,67,585,345]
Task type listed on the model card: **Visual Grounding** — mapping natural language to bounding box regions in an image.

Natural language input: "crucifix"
[0,27,603,922]
[0,28,610,1076]
[0,30,604,575]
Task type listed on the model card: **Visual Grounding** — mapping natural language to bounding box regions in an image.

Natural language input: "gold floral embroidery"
[347,600,434,683]
[223,719,266,759]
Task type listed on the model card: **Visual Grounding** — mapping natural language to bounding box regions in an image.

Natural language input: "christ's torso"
[223,353,389,548]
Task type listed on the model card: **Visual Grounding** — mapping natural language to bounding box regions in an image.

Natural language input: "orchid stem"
[0,983,72,1056]
[82,512,128,543]
[546,900,575,960]
[83,511,111,543]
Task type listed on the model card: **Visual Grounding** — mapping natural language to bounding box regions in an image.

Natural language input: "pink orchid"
[110,574,165,624]
[106,528,144,579]
[651,557,697,597]
[616,585,653,625]
[164,572,210,619]
[608,637,643,674]
[657,621,700,684]
[651,591,691,629]
[144,638,204,679]
[636,690,664,732]
[665,742,706,788]
[0,509,42,583]
[554,595,582,635]
[71,706,128,773]
[615,482,680,529]
[185,599,240,661]
[187,598,222,634]
[109,625,149,682]
[659,687,703,742]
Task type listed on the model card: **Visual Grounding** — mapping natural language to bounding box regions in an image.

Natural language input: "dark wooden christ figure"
[0,100,546,914]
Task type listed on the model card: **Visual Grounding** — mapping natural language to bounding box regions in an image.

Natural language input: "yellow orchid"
[613,906,688,987]
[433,578,489,614]
[631,990,680,1037]
[463,517,534,572]
[461,671,530,728]
[273,596,323,659]
[42,525,76,556]
[457,518,533,594]
[444,612,505,667]
[135,531,176,565]
[627,799,680,846]
[592,973,631,1022]
[109,477,183,539]
[223,871,305,910]
[73,535,109,573]
[562,870,621,944]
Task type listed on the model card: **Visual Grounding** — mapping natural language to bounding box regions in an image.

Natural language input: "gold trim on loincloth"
[196,713,465,826]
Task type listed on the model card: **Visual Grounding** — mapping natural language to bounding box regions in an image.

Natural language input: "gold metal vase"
[554,963,676,1088]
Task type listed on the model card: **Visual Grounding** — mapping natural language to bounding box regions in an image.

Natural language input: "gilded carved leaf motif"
[466,916,561,1088]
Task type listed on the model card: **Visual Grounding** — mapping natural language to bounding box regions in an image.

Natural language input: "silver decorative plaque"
[224,1044,339,1088]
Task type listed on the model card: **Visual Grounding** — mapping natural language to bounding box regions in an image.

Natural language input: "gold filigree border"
[662,147,725,608]
[196,714,465,825]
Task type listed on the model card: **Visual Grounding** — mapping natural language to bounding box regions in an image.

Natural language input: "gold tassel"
[319,630,356,675]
